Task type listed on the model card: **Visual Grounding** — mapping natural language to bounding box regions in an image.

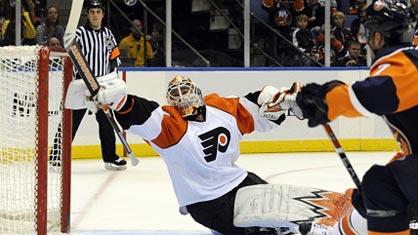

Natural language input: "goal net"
[0,46,72,234]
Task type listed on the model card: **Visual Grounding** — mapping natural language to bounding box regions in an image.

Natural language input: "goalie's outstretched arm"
[113,95,160,131]
[65,76,160,139]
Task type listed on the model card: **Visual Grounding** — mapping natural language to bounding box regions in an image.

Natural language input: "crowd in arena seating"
[261,0,371,66]
[0,0,40,46]
[0,0,65,48]
[0,0,164,67]
[1,0,417,67]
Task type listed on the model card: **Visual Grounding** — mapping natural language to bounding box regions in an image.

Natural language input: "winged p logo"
[198,127,231,162]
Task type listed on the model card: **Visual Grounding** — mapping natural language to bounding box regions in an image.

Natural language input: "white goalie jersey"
[119,93,278,207]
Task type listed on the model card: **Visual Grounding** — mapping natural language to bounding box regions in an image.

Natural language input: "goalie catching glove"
[258,82,304,122]
[65,71,128,112]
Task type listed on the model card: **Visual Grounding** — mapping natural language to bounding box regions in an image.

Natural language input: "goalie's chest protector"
[129,103,252,206]
[126,93,277,207]
[149,105,248,207]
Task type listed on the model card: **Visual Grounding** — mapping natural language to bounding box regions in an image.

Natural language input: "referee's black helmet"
[85,0,106,11]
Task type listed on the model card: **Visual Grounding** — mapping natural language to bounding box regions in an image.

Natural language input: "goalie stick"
[323,124,361,189]
[64,0,139,166]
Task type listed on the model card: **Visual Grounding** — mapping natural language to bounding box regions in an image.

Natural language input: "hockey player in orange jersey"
[295,0,418,234]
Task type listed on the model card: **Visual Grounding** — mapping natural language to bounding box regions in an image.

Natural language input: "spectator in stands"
[47,36,61,47]
[306,0,325,31]
[47,36,64,65]
[262,0,295,27]
[330,34,347,63]
[311,25,325,64]
[272,4,294,28]
[293,0,307,15]
[350,2,368,44]
[261,0,276,10]
[24,0,39,27]
[331,11,355,49]
[292,14,315,65]
[119,19,154,67]
[0,4,36,46]
[35,6,64,46]
[311,25,343,65]
[349,0,367,15]
[149,24,165,66]
[333,40,366,66]
[263,1,296,66]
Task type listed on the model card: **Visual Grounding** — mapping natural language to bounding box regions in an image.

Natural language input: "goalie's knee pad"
[233,184,351,234]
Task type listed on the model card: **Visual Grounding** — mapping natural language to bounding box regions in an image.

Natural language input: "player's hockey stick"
[323,124,361,189]
[324,125,418,229]
[64,0,139,166]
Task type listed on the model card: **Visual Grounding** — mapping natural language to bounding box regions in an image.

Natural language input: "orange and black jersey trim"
[114,93,263,149]
[114,95,159,131]
[325,44,418,155]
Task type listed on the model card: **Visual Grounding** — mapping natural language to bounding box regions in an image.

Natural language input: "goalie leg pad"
[233,184,352,232]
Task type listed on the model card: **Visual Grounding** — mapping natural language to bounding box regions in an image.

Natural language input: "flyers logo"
[198,127,231,162]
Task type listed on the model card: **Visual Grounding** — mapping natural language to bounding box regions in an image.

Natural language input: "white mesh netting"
[0,46,66,234]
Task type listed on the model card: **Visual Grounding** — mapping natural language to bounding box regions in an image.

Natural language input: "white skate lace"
[308,223,330,235]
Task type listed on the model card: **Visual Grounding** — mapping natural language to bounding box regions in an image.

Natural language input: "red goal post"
[0,46,72,234]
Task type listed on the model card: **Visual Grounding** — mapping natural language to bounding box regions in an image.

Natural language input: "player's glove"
[296,80,345,127]
[258,82,304,122]
[65,71,127,112]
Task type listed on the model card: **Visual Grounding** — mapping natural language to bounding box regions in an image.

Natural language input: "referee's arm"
[110,45,121,72]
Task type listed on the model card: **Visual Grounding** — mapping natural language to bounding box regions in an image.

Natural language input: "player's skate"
[104,156,127,170]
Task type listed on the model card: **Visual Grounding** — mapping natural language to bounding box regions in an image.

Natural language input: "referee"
[72,0,126,170]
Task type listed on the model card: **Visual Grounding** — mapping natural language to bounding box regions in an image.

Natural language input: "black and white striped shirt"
[74,25,121,78]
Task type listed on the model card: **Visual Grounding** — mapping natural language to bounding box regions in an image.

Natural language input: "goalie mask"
[166,76,205,119]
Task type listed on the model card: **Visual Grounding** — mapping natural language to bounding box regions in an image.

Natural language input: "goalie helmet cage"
[0,46,72,235]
